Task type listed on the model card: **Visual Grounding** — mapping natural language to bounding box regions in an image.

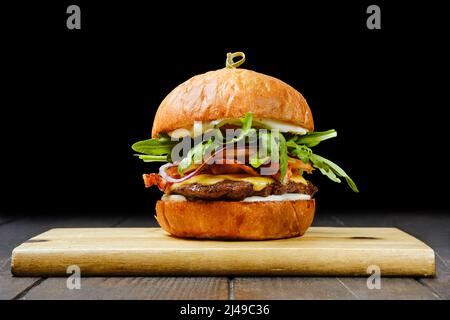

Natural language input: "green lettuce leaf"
[177,140,207,176]
[131,134,177,156]
[227,112,255,144]
[278,132,288,182]
[309,153,359,192]
[286,140,312,164]
[176,114,254,175]
[294,129,337,147]
[249,155,271,168]
[131,115,358,193]
[286,140,358,192]
[136,155,168,162]
[177,129,225,176]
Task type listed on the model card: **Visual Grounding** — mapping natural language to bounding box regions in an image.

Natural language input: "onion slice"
[159,161,209,183]
[159,145,260,183]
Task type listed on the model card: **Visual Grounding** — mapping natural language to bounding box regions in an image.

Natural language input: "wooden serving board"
[11,227,435,277]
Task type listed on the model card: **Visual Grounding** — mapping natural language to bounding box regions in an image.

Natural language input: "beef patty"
[171,179,318,201]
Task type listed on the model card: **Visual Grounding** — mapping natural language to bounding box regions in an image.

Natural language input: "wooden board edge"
[10,250,437,278]
[11,247,21,276]
[9,227,438,278]
[10,229,58,276]
[393,227,437,277]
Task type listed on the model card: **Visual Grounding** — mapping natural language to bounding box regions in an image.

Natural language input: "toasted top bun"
[151,68,314,138]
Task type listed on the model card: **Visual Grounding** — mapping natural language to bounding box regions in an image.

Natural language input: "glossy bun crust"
[155,199,315,240]
[152,68,314,137]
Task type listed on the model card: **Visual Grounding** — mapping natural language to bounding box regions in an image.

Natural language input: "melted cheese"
[170,174,275,191]
[290,174,308,185]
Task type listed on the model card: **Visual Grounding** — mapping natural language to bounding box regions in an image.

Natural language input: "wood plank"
[4,213,447,300]
[0,216,60,300]
[0,267,41,300]
[233,277,356,300]
[233,277,439,300]
[15,215,229,300]
[234,212,445,300]
[419,250,450,300]
[336,278,439,300]
[19,277,229,300]
[0,215,125,300]
[311,212,347,227]
[4,215,229,300]
[112,214,159,227]
[324,212,449,251]
[1,215,126,259]
[388,214,450,299]
[334,212,450,299]
[0,214,24,226]
[12,227,435,277]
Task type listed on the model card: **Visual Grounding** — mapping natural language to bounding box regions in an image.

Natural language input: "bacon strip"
[142,156,313,191]
[142,173,169,191]
[288,158,314,173]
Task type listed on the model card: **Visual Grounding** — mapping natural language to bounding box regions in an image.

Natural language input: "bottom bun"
[155,199,315,240]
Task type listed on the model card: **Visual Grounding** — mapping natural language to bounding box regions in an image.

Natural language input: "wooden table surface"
[1,212,449,300]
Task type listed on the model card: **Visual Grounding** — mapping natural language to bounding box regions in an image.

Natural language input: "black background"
[1,1,448,216]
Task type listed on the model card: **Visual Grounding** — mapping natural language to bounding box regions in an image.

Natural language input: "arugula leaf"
[131,115,358,193]
[241,112,253,131]
[177,141,205,175]
[286,139,358,192]
[248,130,272,169]
[294,129,337,147]
[309,153,359,192]
[136,155,168,162]
[249,155,270,168]
[176,113,254,176]
[227,112,255,144]
[286,140,312,164]
[177,132,224,176]
[131,134,178,156]
[257,130,274,155]
[176,113,255,175]
[278,132,288,183]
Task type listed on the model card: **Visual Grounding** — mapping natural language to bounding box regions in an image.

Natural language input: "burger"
[132,52,358,240]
